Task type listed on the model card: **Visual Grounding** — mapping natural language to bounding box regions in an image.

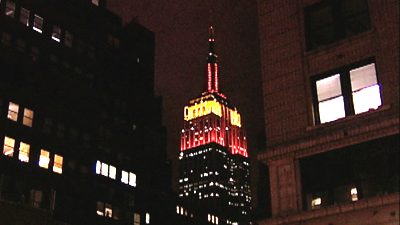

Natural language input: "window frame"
[3,136,15,156]
[18,141,30,162]
[33,14,43,33]
[7,102,19,122]
[304,0,371,51]
[311,58,381,124]
[19,7,30,26]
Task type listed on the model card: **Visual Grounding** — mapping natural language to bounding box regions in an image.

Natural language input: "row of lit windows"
[311,187,358,209]
[1,0,120,58]
[208,213,219,224]
[96,201,150,224]
[3,136,63,174]
[7,102,34,127]
[95,160,137,187]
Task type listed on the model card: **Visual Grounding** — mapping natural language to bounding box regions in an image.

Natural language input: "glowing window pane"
[53,154,63,174]
[23,108,34,127]
[351,187,358,201]
[129,172,137,187]
[3,136,15,156]
[33,14,43,33]
[352,84,381,114]
[39,150,50,169]
[311,197,321,209]
[20,8,30,26]
[5,1,15,18]
[316,74,342,102]
[18,142,30,162]
[101,162,109,176]
[109,165,116,179]
[7,102,19,121]
[350,64,381,114]
[145,212,150,224]
[105,203,112,218]
[96,201,104,216]
[121,170,129,184]
[96,160,101,174]
[318,96,345,123]
[134,213,140,225]
[51,26,61,42]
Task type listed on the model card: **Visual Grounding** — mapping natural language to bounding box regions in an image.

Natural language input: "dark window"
[19,8,30,26]
[5,0,15,18]
[304,0,371,50]
[311,60,381,124]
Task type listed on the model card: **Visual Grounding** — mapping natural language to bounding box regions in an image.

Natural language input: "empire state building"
[177,26,251,225]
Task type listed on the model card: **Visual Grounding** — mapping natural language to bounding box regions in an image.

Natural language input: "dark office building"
[257,0,399,224]
[177,26,251,225]
[0,0,176,225]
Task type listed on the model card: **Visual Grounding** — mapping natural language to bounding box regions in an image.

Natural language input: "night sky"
[108,1,264,196]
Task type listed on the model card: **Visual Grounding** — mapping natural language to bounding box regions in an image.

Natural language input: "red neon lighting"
[180,105,248,158]
[208,63,212,92]
[214,64,219,93]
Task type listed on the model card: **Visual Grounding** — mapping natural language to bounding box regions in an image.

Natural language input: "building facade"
[177,27,252,225]
[257,0,399,224]
[0,0,176,225]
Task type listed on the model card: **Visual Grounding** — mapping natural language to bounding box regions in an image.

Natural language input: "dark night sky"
[108,1,265,197]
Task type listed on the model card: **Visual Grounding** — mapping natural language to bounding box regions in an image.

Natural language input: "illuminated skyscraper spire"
[207,26,219,93]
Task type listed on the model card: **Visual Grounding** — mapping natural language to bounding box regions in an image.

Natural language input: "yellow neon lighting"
[230,109,241,127]
[184,100,222,121]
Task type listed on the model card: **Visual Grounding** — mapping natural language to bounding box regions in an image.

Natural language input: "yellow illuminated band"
[184,100,222,121]
[184,100,242,127]
[230,110,241,127]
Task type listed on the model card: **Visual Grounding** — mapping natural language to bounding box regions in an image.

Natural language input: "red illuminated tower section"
[177,27,251,225]
[207,26,219,93]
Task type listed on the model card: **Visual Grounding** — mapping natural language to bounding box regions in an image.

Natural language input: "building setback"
[0,0,177,225]
[257,0,399,224]
[177,26,252,225]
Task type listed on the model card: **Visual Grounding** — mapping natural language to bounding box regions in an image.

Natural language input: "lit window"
[315,74,345,123]
[350,64,381,114]
[39,149,50,169]
[5,0,15,18]
[33,14,43,33]
[97,201,104,216]
[311,197,322,209]
[3,136,15,156]
[145,212,150,224]
[7,102,19,121]
[64,31,73,47]
[105,203,112,218]
[20,8,30,26]
[351,187,358,201]
[101,162,109,176]
[129,172,137,187]
[92,0,99,6]
[53,154,63,174]
[51,25,61,42]
[312,61,381,124]
[23,108,34,127]
[109,165,116,179]
[18,142,30,162]
[134,213,140,225]
[121,170,129,184]
[96,160,101,174]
